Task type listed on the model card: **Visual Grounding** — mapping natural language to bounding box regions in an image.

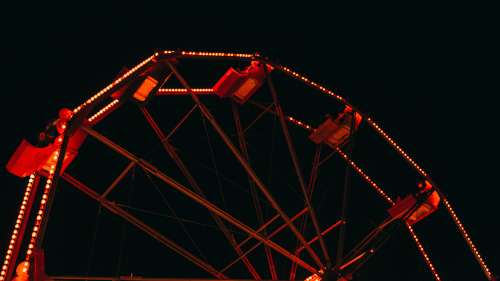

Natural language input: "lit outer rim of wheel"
[5,50,490,281]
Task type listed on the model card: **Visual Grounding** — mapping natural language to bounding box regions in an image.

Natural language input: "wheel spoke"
[82,124,318,274]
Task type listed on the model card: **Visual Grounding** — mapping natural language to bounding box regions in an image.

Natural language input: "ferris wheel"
[1,50,496,281]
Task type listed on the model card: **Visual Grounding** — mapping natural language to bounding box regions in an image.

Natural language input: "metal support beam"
[242,102,275,135]
[236,213,281,250]
[290,143,323,280]
[165,60,324,271]
[263,64,331,269]
[140,107,261,279]
[36,133,70,249]
[296,220,342,254]
[231,102,275,279]
[163,104,198,142]
[334,112,356,274]
[81,125,316,274]
[60,172,228,279]
[220,207,310,275]
[101,161,135,200]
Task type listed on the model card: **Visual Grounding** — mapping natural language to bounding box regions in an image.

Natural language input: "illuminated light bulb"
[16,261,29,276]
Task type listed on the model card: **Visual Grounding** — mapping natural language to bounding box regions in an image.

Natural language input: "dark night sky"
[0,2,499,281]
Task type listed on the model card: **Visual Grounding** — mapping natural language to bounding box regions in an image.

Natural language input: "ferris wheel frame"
[1,50,495,281]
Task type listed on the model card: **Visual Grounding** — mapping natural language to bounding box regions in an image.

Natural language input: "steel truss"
[2,50,495,281]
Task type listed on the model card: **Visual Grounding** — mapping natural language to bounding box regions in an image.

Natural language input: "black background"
[0,2,498,281]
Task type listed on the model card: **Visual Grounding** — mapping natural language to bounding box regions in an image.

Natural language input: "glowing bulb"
[15,261,29,276]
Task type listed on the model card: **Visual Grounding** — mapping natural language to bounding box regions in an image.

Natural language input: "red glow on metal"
[296,221,342,254]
